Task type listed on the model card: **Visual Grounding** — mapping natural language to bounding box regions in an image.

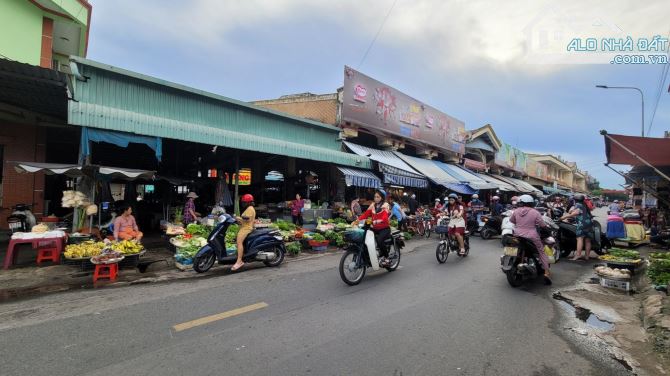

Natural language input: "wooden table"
[3,236,66,270]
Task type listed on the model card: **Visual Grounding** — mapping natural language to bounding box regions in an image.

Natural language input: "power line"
[646,29,670,136]
[357,0,398,69]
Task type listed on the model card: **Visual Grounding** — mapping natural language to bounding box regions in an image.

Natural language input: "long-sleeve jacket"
[359,203,390,231]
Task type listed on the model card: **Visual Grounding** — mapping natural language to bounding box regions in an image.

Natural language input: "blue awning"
[344,142,429,188]
[337,167,381,188]
[447,183,477,195]
[383,172,429,188]
[436,163,499,190]
[394,152,459,188]
[80,127,162,163]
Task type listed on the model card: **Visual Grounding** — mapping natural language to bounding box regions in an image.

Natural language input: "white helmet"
[435,198,441,202]
[472,194,479,199]
[613,199,619,203]
[492,196,500,201]
[519,194,534,204]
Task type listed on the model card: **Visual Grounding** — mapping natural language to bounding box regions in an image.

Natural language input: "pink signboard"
[342,66,466,154]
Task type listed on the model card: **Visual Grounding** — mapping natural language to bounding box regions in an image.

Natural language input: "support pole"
[234,151,240,216]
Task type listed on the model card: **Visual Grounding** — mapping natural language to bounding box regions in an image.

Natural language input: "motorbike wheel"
[462,237,470,257]
[193,251,215,273]
[263,246,285,267]
[480,228,492,240]
[385,243,401,272]
[339,250,366,286]
[436,242,448,264]
[506,265,524,288]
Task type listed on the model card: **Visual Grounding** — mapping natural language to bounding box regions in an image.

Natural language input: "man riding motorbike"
[491,196,504,216]
[510,194,551,285]
[355,189,392,266]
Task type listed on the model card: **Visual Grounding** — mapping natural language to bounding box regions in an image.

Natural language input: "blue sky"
[86,0,670,189]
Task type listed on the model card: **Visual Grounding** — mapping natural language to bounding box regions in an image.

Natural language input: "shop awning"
[494,175,543,196]
[13,162,84,177]
[344,142,428,188]
[477,174,518,192]
[603,131,670,166]
[12,162,154,181]
[543,186,571,196]
[393,152,459,188]
[437,163,499,190]
[337,167,381,188]
[447,183,478,195]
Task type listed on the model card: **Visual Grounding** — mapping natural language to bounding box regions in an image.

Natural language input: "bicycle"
[435,216,470,263]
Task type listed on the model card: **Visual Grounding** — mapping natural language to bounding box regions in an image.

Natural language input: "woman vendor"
[113,204,143,241]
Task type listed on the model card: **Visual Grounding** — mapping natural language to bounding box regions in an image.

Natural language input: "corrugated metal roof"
[0,58,69,119]
[68,58,370,168]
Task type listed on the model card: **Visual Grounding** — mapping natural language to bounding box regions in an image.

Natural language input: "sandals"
[231,262,245,271]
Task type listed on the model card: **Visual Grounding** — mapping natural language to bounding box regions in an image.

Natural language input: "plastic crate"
[599,277,631,292]
[435,225,449,234]
[311,245,328,252]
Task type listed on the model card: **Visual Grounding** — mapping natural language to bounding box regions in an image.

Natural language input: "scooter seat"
[246,228,274,240]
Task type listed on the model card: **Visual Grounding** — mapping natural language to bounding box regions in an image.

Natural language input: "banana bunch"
[110,240,144,255]
[64,241,104,259]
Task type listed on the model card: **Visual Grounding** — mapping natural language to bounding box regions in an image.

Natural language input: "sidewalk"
[0,236,434,303]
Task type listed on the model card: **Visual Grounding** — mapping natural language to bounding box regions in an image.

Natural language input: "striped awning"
[337,167,381,188]
[344,142,429,188]
[478,174,518,192]
[437,163,499,190]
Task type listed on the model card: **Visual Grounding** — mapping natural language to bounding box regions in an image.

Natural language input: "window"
[176,185,189,194]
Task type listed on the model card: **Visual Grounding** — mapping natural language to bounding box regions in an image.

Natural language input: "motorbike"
[466,209,480,234]
[550,208,610,258]
[7,203,37,232]
[435,215,470,263]
[193,214,285,273]
[339,220,404,286]
[479,214,502,240]
[500,234,547,287]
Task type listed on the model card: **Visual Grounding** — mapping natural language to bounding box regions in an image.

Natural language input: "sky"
[86,0,670,189]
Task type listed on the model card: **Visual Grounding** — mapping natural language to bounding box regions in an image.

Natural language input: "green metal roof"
[68,57,370,169]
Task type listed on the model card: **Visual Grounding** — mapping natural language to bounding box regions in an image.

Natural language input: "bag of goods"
[86,204,98,216]
[544,245,556,264]
[31,223,48,233]
[595,265,631,279]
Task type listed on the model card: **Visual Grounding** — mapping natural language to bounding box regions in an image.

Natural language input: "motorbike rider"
[434,198,444,211]
[355,189,392,266]
[491,196,504,216]
[445,193,467,255]
[507,196,519,210]
[468,193,485,222]
[232,194,256,271]
[510,194,551,284]
[608,200,621,215]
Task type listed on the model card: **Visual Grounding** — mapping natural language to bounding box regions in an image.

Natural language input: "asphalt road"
[0,220,630,376]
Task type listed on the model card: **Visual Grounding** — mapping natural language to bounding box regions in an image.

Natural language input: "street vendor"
[232,194,256,271]
[183,192,200,224]
[113,204,143,241]
[290,193,305,226]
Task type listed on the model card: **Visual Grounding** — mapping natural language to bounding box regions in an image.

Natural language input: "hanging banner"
[226,169,252,185]
[495,143,527,173]
[342,66,466,154]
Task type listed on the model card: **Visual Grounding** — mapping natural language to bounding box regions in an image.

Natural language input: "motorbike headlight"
[274,236,283,241]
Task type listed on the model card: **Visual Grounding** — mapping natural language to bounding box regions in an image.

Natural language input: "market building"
[527,154,575,195]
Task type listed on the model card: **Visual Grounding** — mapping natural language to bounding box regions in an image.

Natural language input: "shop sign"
[495,143,527,173]
[463,158,487,171]
[342,66,466,154]
[226,169,252,185]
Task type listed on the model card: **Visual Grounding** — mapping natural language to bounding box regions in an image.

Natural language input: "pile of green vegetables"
[648,255,670,286]
[311,233,326,242]
[324,230,345,247]
[186,223,212,238]
[275,220,296,231]
[286,242,302,256]
[608,248,640,259]
[224,224,239,248]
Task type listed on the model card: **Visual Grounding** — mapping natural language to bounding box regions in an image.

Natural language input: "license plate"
[503,246,518,256]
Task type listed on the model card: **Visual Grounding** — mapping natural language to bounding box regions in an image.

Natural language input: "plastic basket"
[599,277,631,292]
[435,225,449,234]
[344,229,365,243]
[311,245,328,252]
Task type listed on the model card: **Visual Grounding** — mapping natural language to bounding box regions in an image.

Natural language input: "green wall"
[0,0,43,65]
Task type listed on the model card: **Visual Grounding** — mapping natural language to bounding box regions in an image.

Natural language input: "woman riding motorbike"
[355,189,392,266]
[445,193,467,255]
[510,194,551,284]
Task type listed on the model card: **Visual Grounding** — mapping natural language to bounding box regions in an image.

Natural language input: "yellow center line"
[172,302,269,332]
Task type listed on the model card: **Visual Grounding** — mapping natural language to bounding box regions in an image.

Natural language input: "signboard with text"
[342,66,466,154]
[526,159,548,181]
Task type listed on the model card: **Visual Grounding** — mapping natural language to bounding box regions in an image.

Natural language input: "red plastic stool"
[36,241,60,265]
[93,263,118,282]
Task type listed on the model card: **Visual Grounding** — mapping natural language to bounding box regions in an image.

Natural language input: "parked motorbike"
[339,220,404,286]
[435,215,470,263]
[550,208,610,258]
[7,203,36,232]
[193,214,285,273]
[479,214,502,240]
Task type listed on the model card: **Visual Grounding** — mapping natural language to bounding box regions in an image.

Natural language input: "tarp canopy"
[603,132,670,166]
[337,167,381,188]
[80,127,162,163]
[344,142,428,188]
[495,175,543,196]
[13,161,154,181]
[393,152,459,188]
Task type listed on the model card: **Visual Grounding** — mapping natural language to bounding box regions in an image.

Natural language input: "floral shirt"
[183,199,196,224]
